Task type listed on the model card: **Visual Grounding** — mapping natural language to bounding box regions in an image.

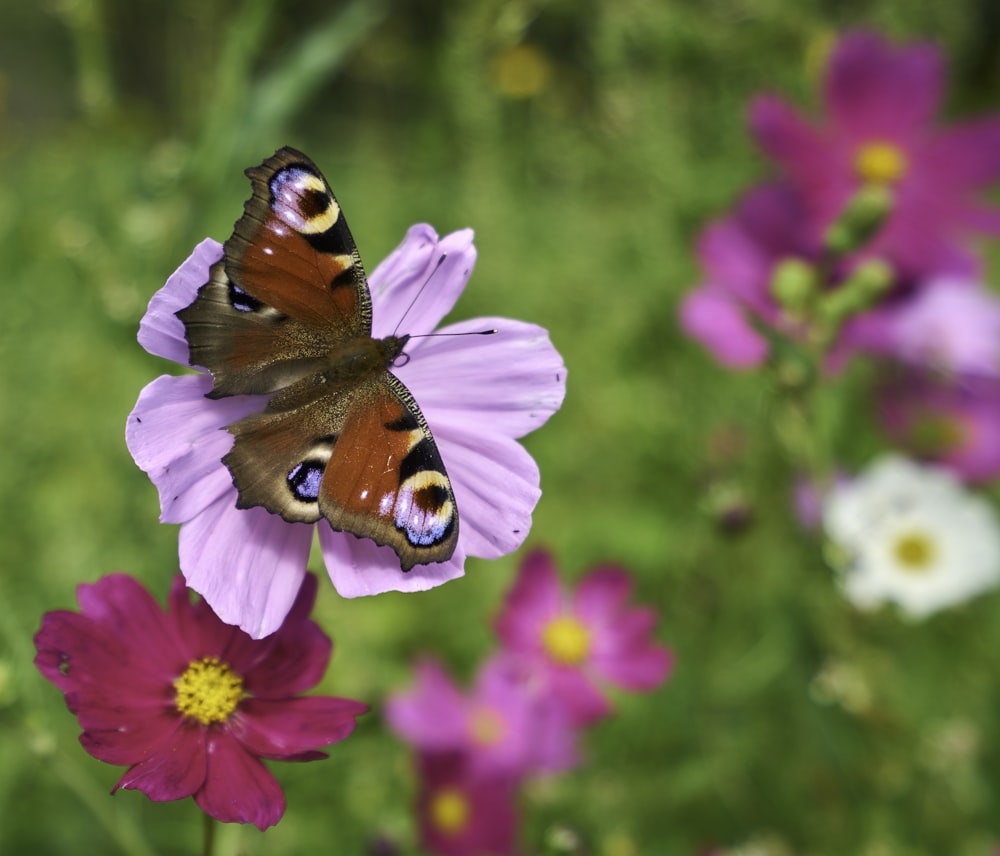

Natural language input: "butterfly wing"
[224,372,458,570]
[177,146,371,398]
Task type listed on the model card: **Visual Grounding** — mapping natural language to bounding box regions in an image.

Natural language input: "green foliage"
[2,1,1000,853]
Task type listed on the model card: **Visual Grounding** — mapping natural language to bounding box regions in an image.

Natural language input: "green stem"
[202,810,217,856]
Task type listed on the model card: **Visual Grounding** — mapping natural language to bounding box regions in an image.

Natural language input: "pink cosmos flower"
[494,549,673,726]
[415,751,519,856]
[750,30,1000,277]
[386,654,578,778]
[889,276,1000,378]
[127,227,566,638]
[34,573,366,830]
[879,371,1000,484]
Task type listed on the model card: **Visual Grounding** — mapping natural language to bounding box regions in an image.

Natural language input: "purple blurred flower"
[679,182,817,368]
[879,370,1000,483]
[34,573,366,831]
[494,549,673,726]
[416,752,519,856]
[889,276,1000,377]
[127,228,566,638]
[386,655,578,778]
[751,30,1000,277]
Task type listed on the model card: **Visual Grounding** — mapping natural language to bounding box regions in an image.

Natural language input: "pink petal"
[592,644,675,692]
[926,117,1000,189]
[495,549,563,650]
[749,95,838,190]
[195,733,285,830]
[138,239,222,364]
[234,697,366,758]
[318,524,466,597]
[80,707,182,766]
[113,719,207,802]
[399,318,567,441]
[369,226,476,339]
[179,500,312,639]
[548,666,611,726]
[385,659,468,750]
[434,428,540,560]
[824,31,943,139]
[572,567,633,626]
[678,289,770,368]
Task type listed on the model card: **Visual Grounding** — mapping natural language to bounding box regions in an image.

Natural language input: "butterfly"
[176,146,459,570]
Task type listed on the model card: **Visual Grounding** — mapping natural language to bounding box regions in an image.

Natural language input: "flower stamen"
[542,616,591,666]
[468,705,506,747]
[428,786,470,835]
[893,531,937,573]
[854,141,909,185]
[173,656,245,725]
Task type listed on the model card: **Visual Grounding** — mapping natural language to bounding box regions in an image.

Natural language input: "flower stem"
[202,810,217,856]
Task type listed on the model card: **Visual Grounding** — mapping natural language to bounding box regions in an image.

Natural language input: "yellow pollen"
[469,705,506,747]
[173,657,245,725]
[428,787,470,835]
[491,43,552,99]
[854,141,908,185]
[893,531,937,573]
[542,616,591,666]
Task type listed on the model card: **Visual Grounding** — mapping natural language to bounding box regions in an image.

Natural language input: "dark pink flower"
[750,30,1000,277]
[494,549,673,725]
[679,182,816,369]
[416,752,519,856]
[126,228,566,638]
[879,371,1000,484]
[386,655,578,778]
[34,573,366,830]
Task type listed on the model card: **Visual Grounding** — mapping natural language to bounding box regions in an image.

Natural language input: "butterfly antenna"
[392,253,449,337]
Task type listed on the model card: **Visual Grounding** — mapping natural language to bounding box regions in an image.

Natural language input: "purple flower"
[415,752,519,856]
[494,549,673,726]
[879,370,1000,484]
[386,655,578,778]
[679,182,818,368]
[750,30,1000,277]
[889,276,1000,377]
[34,573,366,830]
[127,227,566,638]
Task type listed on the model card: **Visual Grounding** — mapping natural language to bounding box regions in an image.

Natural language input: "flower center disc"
[893,531,937,573]
[542,615,591,666]
[469,705,506,747]
[429,786,470,835]
[854,141,908,185]
[173,656,245,725]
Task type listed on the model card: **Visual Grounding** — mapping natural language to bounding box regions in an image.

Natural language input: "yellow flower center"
[173,657,244,725]
[469,705,506,747]
[854,141,909,185]
[893,531,937,573]
[542,616,591,666]
[428,786,470,836]
[491,43,552,99]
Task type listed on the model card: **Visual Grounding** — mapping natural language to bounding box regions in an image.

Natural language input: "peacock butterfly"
[176,146,458,570]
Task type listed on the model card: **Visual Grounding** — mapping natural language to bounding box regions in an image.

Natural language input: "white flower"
[822,455,1000,618]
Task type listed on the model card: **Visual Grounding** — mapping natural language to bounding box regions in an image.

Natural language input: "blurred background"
[3,1,1000,853]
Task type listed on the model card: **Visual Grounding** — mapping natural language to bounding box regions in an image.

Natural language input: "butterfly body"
[176,147,458,570]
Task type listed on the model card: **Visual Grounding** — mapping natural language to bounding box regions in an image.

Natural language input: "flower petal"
[318,524,466,598]
[194,733,286,830]
[179,500,312,639]
[385,658,468,751]
[138,239,222,364]
[679,289,770,368]
[494,549,563,651]
[234,696,367,758]
[399,318,566,440]
[113,719,207,802]
[369,226,477,339]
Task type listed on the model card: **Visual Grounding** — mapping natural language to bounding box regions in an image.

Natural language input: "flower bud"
[824,184,894,257]
[770,257,819,317]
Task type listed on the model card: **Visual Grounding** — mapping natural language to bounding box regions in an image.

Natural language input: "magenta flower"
[889,276,1000,378]
[34,573,366,830]
[415,751,519,856]
[494,549,673,725]
[127,227,566,638]
[879,371,1000,484]
[386,654,578,778]
[679,182,816,368]
[750,30,1000,277]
